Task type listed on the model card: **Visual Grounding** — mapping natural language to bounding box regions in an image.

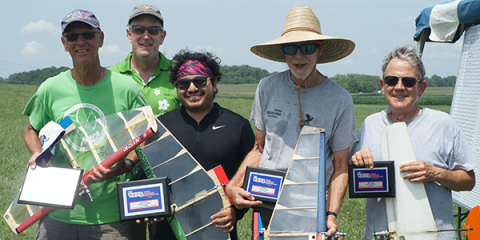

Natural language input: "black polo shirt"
[158,103,254,179]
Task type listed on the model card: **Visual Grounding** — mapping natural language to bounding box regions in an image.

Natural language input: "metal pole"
[417,29,428,59]
[317,131,326,235]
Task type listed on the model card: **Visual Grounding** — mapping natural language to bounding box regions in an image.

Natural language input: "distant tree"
[221,65,272,84]
[423,75,455,87]
[2,66,70,85]
[425,76,436,87]
[331,73,381,93]
[431,74,444,87]
[444,75,456,87]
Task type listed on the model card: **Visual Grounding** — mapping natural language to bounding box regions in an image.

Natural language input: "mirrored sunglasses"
[175,77,209,90]
[63,31,99,42]
[283,44,320,55]
[130,25,163,35]
[383,76,420,88]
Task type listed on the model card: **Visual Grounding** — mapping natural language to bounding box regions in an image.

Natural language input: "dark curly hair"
[169,50,222,92]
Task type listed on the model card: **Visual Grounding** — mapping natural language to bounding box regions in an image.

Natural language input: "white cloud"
[21,20,59,35]
[100,44,124,54]
[22,41,41,55]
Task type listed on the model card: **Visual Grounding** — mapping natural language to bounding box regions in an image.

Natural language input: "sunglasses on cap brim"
[63,31,99,42]
[383,76,421,88]
[283,44,321,55]
[175,76,209,90]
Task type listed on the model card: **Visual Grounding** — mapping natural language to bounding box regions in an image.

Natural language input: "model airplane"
[375,122,477,239]
[136,118,232,240]
[259,126,345,240]
[3,106,157,234]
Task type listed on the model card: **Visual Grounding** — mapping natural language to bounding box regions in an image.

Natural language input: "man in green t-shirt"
[110,5,180,117]
[23,9,146,239]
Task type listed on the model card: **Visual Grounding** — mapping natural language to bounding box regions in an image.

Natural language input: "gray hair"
[381,45,425,81]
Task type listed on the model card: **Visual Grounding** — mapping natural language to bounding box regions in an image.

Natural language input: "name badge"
[348,161,395,198]
[117,177,170,221]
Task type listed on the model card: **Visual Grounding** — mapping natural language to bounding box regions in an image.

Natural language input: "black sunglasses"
[130,25,163,35]
[383,76,420,88]
[283,44,320,55]
[175,77,209,90]
[63,31,99,42]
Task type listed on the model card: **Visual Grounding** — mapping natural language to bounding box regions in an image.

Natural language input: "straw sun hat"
[250,5,355,64]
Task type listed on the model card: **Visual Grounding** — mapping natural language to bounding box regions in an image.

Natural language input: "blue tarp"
[414,0,480,43]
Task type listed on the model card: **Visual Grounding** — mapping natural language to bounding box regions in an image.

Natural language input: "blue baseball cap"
[61,9,101,34]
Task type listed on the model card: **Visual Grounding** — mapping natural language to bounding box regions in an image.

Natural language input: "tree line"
[1,65,456,92]
[0,66,70,85]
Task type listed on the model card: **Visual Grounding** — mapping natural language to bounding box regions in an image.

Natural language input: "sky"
[0,0,465,79]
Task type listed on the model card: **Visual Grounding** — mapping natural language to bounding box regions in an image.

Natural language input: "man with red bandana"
[154,50,254,240]
[225,5,357,238]
[110,5,180,117]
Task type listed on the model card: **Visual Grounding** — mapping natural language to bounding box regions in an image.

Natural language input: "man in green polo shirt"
[110,5,181,239]
[110,5,180,117]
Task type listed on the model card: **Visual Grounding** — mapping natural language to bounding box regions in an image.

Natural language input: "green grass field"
[0,83,461,239]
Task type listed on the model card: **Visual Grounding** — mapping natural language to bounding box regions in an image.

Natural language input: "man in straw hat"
[23,9,146,239]
[225,5,357,237]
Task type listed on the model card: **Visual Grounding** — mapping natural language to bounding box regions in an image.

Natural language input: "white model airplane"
[380,122,437,239]
[377,122,477,239]
[261,126,345,240]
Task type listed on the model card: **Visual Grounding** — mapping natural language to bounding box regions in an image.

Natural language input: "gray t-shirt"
[251,70,357,184]
[350,108,477,240]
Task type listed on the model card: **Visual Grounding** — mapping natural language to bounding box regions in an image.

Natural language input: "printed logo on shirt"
[267,108,282,118]
[158,99,170,111]
[212,125,225,130]
[303,113,316,126]
[63,103,106,152]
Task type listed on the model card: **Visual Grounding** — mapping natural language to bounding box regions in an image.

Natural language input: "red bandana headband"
[176,60,213,80]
